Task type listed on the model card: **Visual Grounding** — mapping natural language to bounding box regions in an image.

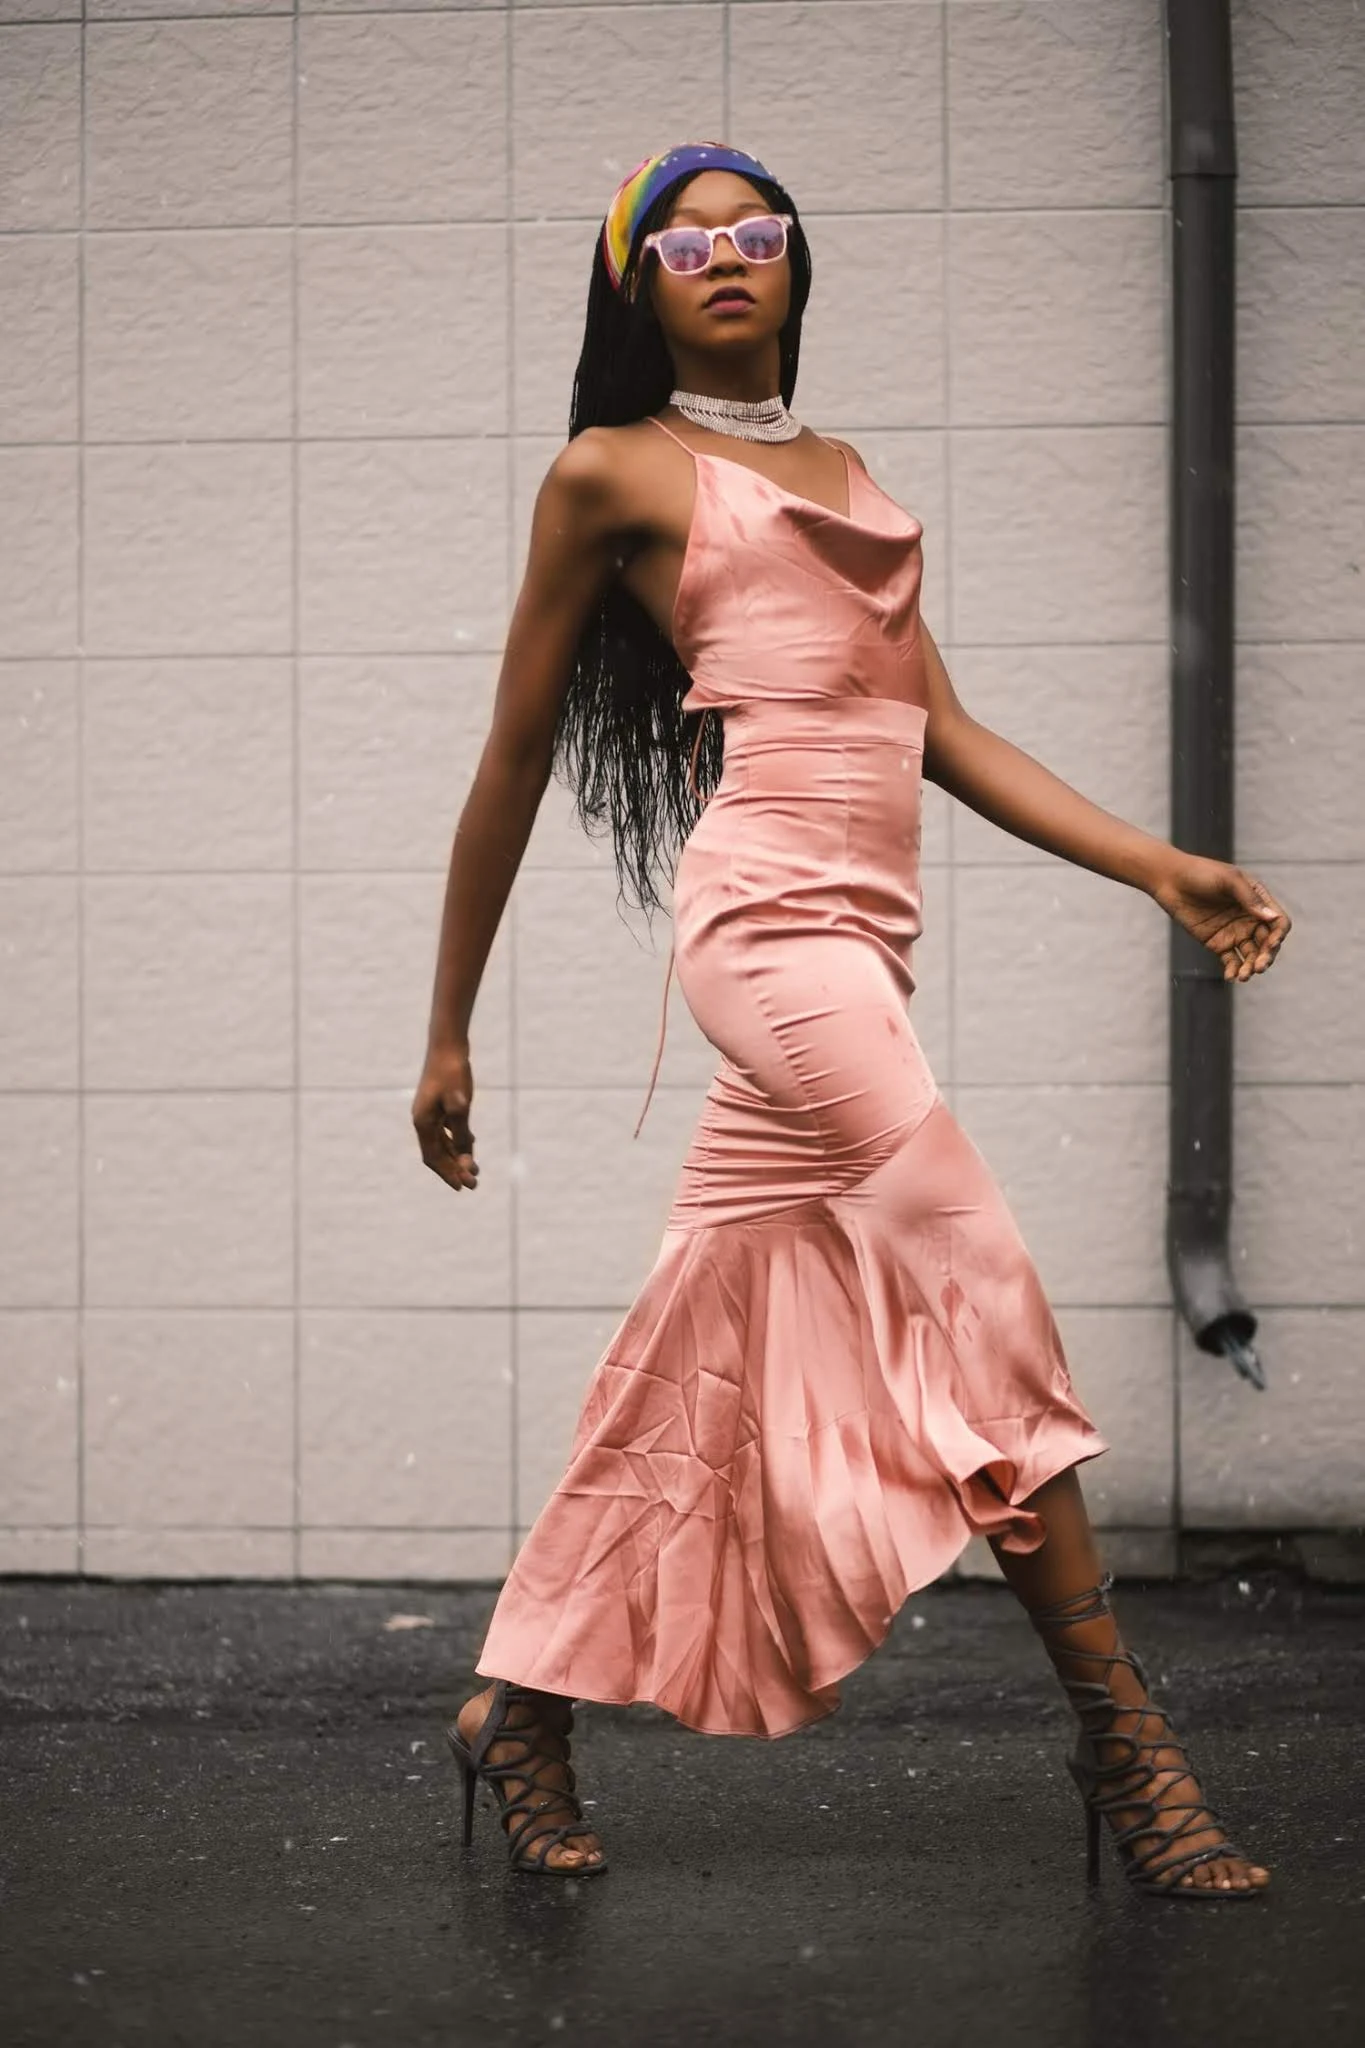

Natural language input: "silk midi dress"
[475,413,1110,1739]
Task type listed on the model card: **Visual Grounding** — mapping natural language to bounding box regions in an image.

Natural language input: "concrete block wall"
[0,0,1360,1583]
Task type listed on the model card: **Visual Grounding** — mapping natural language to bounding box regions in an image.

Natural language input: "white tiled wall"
[1,0,1361,1581]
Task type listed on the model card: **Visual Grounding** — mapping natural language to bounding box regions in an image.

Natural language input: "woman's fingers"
[1251,913,1288,971]
[1225,911,1286,979]
[1219,868,1292,980]
[439,1114,479,1186]
[412,1084,479,1191]
[1222,922,1257,979]
[431,1109,478,1187]
[1240,871,1292,965]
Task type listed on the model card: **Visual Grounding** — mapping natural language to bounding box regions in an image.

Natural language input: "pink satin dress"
[475,413,1110,1739]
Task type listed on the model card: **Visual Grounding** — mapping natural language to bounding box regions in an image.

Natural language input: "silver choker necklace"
[668,387,802,443]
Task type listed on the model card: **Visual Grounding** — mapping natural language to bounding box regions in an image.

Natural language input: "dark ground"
[1,1571,1361,2048]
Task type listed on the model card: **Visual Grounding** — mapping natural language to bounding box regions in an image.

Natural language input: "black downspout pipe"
[1164,0,1262,1389]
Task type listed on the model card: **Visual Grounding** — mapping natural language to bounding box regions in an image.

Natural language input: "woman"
[412,142,1289,1896]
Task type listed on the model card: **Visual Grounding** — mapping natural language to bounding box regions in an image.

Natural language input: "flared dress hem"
[474,1103,1112,1742]
[475,1432,1108,1741]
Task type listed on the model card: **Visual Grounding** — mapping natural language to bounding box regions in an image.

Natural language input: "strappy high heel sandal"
[1027,1571,1269,1899]
[445,1679,608,1878]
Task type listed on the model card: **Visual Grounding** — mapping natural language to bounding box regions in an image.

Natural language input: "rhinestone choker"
[667,388,803,443]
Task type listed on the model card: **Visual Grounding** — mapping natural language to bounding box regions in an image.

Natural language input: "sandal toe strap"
[484,1763,591,1856]
[499,1792,595,1862]
[1099,1782,1245,1882]
[505,1809,591,1860]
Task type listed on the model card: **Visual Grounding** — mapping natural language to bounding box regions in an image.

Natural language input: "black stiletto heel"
[1070,1754,1102,1884]
[458,1752,477,1849]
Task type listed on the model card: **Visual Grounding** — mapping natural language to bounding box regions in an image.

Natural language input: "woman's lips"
[705,293,755,313]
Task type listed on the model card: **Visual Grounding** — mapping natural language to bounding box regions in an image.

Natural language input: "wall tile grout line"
[1172,1289,1183,1541]
[6,1075,1365,1098]
[21,858,1361,876]
[505,0,518,1575]
[10,637,1361,663]
[40,418,1351,442]
[1161,42,1182,1546]
[722,2,731,165]
[939,0,956,1108]
[2,1524,566,1539]
[74,0,88,1578]
[0,204,1199,237]
[9,1301,1365,1319]
[1,636,1354,659]
[290,0,303,1581]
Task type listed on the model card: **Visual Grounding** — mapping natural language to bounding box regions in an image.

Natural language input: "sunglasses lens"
[657,228,712,274]
[733,215,786,261]
[654,216,787,274]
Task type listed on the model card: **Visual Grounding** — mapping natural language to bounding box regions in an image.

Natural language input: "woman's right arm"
[413,428,631,1192]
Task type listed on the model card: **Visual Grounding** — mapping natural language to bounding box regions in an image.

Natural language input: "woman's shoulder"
[539,420,678,536]
[541,419,667,494]
[533,423,636,516]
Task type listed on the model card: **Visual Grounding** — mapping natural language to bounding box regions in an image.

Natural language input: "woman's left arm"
[919,622,1293,982]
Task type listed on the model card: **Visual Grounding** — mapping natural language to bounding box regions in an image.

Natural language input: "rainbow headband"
[601,141,777,296]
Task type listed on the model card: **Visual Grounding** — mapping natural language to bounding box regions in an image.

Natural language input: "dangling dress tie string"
[633,708,712,1140]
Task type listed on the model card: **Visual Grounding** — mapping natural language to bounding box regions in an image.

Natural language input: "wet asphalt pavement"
[1,1571,1362,2048]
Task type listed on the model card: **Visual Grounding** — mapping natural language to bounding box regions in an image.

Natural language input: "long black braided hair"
[551,167,813,923]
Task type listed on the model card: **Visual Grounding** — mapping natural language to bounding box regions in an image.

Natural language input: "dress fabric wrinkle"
[475,411,1110,1738]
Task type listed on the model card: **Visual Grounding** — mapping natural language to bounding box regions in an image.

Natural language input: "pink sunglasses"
[641,211,794,278]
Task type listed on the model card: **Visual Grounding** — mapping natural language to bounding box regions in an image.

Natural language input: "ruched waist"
[711,693,927,757]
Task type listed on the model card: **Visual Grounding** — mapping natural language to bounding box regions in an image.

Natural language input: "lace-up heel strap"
[1024,1573,1158,1714]
[1076,1732,1233,1829]
[466,1680,598,1869]
[1120,1813,1255,1891]
[485,1777,601,1875]
[1024,1568,1116,1624]
[1066,1667,1181,1749]
[1069,1720,1253,1889]
[468,1679,565,1766]
[478,1740,580,1804]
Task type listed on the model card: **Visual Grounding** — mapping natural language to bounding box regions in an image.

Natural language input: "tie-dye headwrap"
[601,141,777,297]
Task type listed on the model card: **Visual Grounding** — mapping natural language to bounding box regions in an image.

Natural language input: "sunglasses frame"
[640,211,794,279]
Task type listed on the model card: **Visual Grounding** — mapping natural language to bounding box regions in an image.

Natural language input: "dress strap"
[644,412,696,454]
[633,707,713,1140]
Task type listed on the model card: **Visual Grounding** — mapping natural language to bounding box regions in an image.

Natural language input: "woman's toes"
[1177,1855,1265,1892]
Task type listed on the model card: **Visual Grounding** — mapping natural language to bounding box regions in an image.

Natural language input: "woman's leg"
[987,1467,1270,1892]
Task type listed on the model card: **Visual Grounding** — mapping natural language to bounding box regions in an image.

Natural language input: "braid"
[550,170,812,924]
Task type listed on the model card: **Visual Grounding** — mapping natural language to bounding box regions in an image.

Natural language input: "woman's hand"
[1151,854,1292,981]
[413,1042,480,1191]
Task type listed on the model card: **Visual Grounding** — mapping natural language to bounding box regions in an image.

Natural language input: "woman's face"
[643,170,791,356]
